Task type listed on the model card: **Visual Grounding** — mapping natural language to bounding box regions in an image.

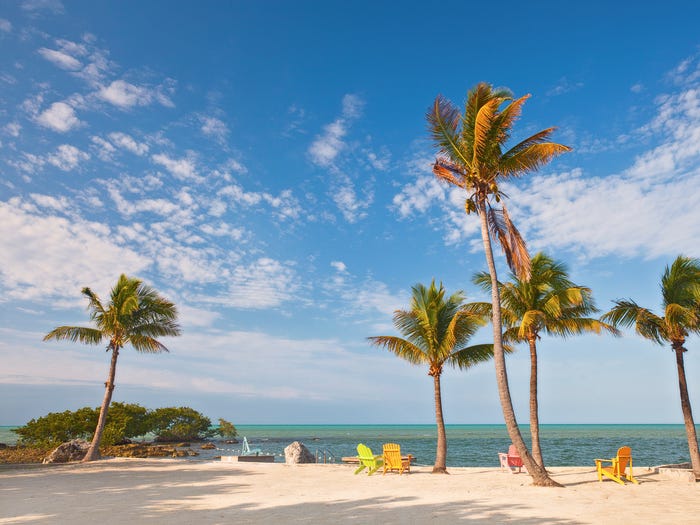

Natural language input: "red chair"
[498,444,525,474]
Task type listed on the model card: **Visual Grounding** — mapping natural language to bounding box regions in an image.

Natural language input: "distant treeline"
[13,403,237,447]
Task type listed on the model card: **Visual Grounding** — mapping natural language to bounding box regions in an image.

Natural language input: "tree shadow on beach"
[2,461,587,525]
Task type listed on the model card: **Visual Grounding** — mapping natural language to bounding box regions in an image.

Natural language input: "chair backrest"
[357,443,375,460]
[507,444,524,467]
[383,442,402,467]
[615,446,632,474]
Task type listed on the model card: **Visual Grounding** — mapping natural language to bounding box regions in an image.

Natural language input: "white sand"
[1,459,698,524]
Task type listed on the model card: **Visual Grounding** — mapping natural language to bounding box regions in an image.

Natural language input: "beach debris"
[284,441,315,464]
[43,439,90,464]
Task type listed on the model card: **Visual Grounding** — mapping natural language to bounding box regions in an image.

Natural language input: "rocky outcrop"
[103,444,199,458]
[43,439,90,463]
[284,441,315,464]
[200,443,216,450]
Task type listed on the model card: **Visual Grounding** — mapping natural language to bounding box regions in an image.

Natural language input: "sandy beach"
[1,459,697,524]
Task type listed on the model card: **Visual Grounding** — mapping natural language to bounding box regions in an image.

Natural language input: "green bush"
[13,404,226,446]
[149,407,215,442]
[216,418,238,439]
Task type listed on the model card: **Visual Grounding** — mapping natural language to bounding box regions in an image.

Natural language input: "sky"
[1,0,700,427]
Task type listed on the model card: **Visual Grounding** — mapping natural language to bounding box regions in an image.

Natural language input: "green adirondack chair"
[354,443,383,475]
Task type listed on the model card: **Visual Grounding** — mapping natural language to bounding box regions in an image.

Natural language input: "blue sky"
[1,0,700,426]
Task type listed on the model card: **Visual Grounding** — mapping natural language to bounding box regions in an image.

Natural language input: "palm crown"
[427,82,571,279]
[44,274,181,352]
[368,281,492,375]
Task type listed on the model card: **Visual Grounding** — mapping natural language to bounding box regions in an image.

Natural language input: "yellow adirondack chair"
[595,446,639,485]
[382,442,412,475]
[354,443,383,475]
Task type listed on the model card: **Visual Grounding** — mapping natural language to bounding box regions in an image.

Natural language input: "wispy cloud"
[46,144,89,171]
[35,101,81,132]
[0,19,12,32]
[308,94,364,167]
[97,79,175,109]
[547,77,584,97]
[38,47,82,70]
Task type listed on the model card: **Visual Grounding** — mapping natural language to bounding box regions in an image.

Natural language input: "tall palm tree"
[472,252,619,467]
[367,280,494,474]
[427,82,571,486]
[602,256,700,479]
[44,274,180,462]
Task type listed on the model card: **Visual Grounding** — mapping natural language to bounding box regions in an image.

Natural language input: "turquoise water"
[1,424,695,467]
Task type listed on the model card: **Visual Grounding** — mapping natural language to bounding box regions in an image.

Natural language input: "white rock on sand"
[0,458,698,524]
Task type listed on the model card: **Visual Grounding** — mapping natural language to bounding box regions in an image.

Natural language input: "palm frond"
[602,300,667,345]
[128,334,170,353]
[473,97,502,164]
[432,159,466,188]
[366,335,427,365]
[486,204,531,280]
[490,94,529,149]
[499,142,572,179]
[448,343,495,370]
[43,326,103,345]
[427,96,471,168]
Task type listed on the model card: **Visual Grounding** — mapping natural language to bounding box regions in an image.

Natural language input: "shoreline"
[1,459,697,524]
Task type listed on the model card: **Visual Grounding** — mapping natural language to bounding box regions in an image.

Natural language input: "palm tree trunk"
[433,372,448,474]
[528,337,544,467]
[673,345,700,479]
[477,206,560,487]
[82,345,119,462]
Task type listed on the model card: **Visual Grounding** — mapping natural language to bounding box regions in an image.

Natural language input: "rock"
[224,439,239,444]
[200,443,216,450]
[0,443,7,449]
[284,441,315,464]
[43,439,90,464]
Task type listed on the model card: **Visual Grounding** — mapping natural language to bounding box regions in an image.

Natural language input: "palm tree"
[44,274,181,462]
[602,256,700,479]
[472,252,619,467]
[426,82,571,486]
[367,280,494,474]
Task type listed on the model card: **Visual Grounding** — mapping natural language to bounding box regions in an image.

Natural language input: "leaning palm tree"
[472,252,619,467]
[602,256,700,479]
[427,82,571,486]
[367,280,493,474]
[44,274,180,462]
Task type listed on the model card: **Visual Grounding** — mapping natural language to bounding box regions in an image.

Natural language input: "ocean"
[1,424,694,467]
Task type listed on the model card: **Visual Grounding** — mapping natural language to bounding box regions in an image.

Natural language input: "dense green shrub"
[13,404,224,446]
[148,407,215,442]
[216,418,238,439]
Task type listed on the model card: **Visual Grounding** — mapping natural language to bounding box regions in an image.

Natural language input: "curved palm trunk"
[477,206,560,487]
[673,345,700,479]
[433,372,448,474]
[528,337,544,468]
[82,345,119,462]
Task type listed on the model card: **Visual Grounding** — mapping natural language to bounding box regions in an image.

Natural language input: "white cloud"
[36,102,81,132]
[308,93,364,168]
[200,116,228,143]
[152,152,199,181]
[630,83,644,93]
[0,18,12,32]
[4,122,21,137]
[547,77,584,96]
[21,0,64,13]
[0,197,150,303]
[109,131,148,155]
[309,119,347,167]
[38,47,82,70]
[91,135,116,161]
[46,144,89,171]
[97,80,174,109]
[332,175,371,223]
[330,261,347,273]
[203,258,298,309]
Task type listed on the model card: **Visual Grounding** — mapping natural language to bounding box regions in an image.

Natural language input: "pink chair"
[498,444,525,474]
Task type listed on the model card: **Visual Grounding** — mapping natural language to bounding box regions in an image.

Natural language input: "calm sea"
[0,424,694,467]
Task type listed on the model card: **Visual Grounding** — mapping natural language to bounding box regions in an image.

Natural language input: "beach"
[1,459,697,524]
